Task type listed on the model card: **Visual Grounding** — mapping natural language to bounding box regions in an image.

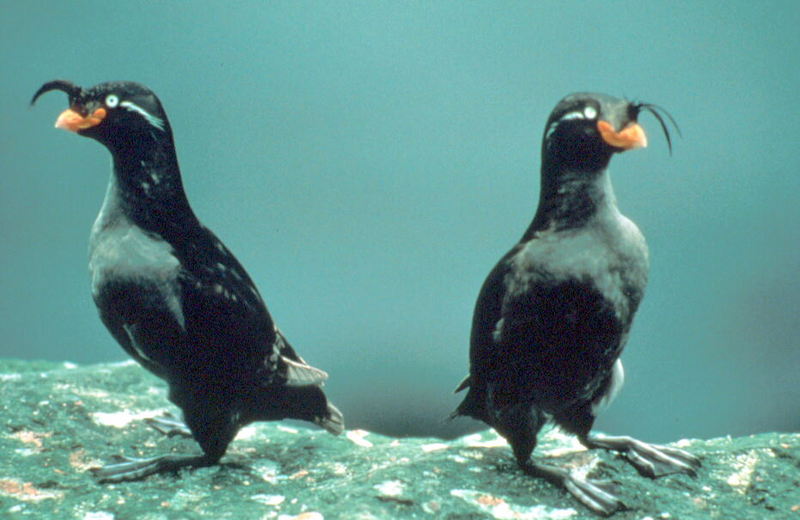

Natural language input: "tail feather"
[454,374,471,394]
[250,384,344,434]
[451,382,487,421]
[316,402,345,435]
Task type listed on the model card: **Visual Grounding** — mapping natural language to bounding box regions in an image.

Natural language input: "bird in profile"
[452,93,699,515]
[31,79,344,482]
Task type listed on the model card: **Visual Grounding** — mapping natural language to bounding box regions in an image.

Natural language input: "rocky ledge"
[0,359,797,519]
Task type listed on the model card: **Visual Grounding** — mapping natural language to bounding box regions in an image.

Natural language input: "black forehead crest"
[547,92,622,124]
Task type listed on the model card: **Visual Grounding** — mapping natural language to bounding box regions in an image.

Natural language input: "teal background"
[1,2,798,440]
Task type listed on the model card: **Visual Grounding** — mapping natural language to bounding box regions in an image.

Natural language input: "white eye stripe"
[119,100,165,131]
[560,110,586,122]
[105,94,119,108]
[545,105,600,142]
[559,105,598,122]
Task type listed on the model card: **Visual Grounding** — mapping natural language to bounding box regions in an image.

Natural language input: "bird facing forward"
[32,80,344,482]
[453,93,699,515]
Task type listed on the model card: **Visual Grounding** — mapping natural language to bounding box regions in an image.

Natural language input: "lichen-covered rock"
[1,359,798,519]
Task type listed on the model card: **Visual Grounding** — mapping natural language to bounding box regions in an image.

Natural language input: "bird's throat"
[527,167,618,236]
[108,145,196,237]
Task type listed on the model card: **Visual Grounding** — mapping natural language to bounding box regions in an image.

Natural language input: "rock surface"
[0,359,798,519]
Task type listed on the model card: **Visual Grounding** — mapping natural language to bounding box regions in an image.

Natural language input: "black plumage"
[453,93,699,515]
[32,80,343,481]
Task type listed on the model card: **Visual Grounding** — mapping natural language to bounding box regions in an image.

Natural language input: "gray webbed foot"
[91,453,214,483]
[144,413,193,438]
[521,461,625,516]
[583,434,701,478]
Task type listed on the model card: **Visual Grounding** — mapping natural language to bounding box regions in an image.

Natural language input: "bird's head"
[31,80,172,151]
[542,92,678,173]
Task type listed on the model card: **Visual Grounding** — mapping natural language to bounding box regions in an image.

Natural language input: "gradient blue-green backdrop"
[2,2,798,441]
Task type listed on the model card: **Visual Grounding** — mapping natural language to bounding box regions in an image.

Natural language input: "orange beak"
[54,107,107,132]
[597,120,647,150]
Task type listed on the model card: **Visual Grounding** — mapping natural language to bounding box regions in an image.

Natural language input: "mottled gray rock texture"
[1,359,797,519]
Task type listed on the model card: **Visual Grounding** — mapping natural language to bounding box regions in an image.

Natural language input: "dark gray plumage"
[453,93,698,515]
[33,80,343,482]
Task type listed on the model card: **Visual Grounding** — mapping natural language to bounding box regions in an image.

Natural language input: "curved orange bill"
[597,120,647,150]
[54,107,107,132]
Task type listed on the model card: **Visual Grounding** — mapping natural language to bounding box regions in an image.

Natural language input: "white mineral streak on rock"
[726,450,761,493]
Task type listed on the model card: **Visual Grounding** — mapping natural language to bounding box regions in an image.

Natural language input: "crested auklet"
[452,93,699,515]
[32,80,344,482]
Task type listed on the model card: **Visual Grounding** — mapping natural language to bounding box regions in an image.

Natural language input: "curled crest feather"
[31,80,84,106]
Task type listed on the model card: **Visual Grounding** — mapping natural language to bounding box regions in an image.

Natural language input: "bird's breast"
[89,222,184,328]
[507,211,648,321]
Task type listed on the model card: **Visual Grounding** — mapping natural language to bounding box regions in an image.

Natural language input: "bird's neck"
[525,164,619,238]
[101,136,199,238]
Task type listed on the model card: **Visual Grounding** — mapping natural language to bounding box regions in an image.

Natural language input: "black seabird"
[32,80,344,481]
[452,93,699,515]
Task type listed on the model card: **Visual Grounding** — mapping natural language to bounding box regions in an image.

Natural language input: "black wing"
[453,245,519,419]
[174,226,278,385]
[176,226,328,389]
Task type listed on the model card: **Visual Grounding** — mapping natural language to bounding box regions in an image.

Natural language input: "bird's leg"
[92,406,239,482]
[580,433,700,478]
[493,400,625,516]
[145,413,193,438]
[520,461,625,516]
[91,452,218,483]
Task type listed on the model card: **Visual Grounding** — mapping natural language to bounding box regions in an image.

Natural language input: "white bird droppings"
[251,494,285,506]
[84,513,115,520]
[421,442,449,453]
[91,410,163,428]
[346,429,373,448]
[374,480,404,496]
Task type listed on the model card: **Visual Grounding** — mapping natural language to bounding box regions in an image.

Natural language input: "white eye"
[105,94,119,108]
[584,106,597,119]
